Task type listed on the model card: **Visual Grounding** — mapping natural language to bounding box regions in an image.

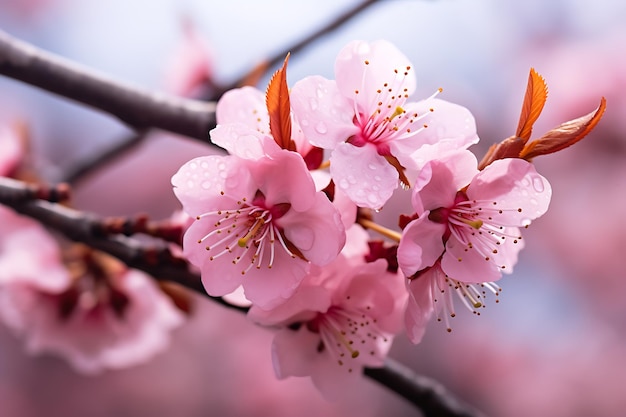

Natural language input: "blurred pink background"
[1,0,625,416]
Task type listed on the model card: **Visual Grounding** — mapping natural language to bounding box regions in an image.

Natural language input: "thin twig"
[218,0,381,95]
[0,178,487,417]
[0,30,217,142]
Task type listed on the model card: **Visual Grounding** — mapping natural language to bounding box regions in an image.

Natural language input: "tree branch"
[0,30,217,142]
[0,177,487,417]
[365,359,487,417]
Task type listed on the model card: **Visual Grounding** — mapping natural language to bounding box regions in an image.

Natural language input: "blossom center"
[307,300,389,372]
[195,191,301,275]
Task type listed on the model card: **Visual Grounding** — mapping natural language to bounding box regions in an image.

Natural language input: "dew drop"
[374,175,382,181]
[338,179,349,189]
[367,194,379,205]
[309,98,318,111]
[347,175,357,185]
[186,180,194,188]
[529,198,538,206]
[521,218,531,227]
[189,162,198,170]
[368,163,377,170]
[201,181,211,190]
[532,176,545,192]
[300,119,309,127]
[201,161,209,169]
[315,121,328,134]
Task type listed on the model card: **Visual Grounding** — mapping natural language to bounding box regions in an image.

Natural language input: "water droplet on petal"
[529,198,538,205]
[201,161,209,169]
[532,176,545,192]
[367,194,379,205]
[201,181,211,190]
[309,98,318,111]
[189,162,198,170]
[368,163,377,170]
[315,121,328,134]
[521,218,531,227]
[347,175,357,185]
[338,179,349,189]
[300,119,309,127]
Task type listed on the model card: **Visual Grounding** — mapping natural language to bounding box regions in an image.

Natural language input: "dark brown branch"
[0,177,487,417]
[365,359,487,417]
[0,30,217,141]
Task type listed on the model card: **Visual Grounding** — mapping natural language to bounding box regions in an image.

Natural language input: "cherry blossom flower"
[171,149,345,309]
[249,226,405,399]
[398,150,551,282]
[0,212,184,374]
[290,40,479,209]
[396,151,551,336]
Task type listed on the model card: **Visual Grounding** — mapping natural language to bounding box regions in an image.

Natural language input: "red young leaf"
[477,136,526,170]
[266,53,295,151]
[520,97,606,160]
[515,68,548,141]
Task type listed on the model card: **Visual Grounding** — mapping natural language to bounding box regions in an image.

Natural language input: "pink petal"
[249,150,316,212]
[410,98,479,148]
[171,155,254,216]
[290,75,358,149]
[248,282,331,325]
[209,124,271,159]
[335,40,416,111]
[413,151,478,211]
[241,251,310,309]
[467,158,552,225]
[280,192,345,266]
[330,142,397,209]
[397,214,447,277]
[405,274,435,344]
[182,222,244,296]
[271,326,321,379]
[442,237,504,283]
[216,86,268,130]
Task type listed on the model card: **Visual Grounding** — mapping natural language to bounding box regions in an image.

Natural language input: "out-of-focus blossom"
[0,209,185,374]
[163,18,215,98]
[291,40,478,209]
[172,149,345,309]
[249,226,406,399]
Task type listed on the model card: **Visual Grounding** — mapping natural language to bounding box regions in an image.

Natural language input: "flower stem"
[358,218,402,242]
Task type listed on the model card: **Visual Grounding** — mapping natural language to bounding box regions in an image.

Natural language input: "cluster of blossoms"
[0,36,603,397]
[170,39,600,396]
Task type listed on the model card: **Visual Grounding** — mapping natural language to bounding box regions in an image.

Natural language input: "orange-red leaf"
[477,136,526,170]
[515,68,548,141]
[519,97,607,160]
[266,54,295,151]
